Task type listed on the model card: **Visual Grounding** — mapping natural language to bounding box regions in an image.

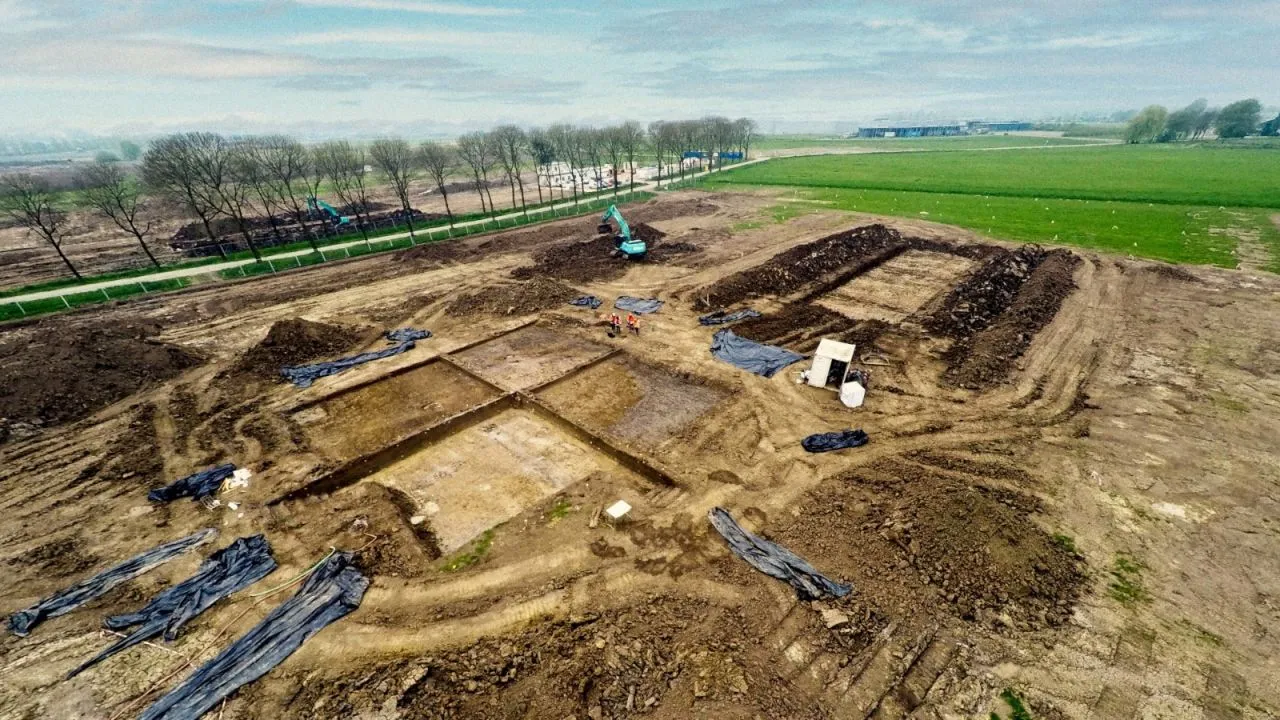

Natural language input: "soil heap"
[447,277,580,316]
[511,224,669,284]
[0,320,202,433]
[227,318,371,380]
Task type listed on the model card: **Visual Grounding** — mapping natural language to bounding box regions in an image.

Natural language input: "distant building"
[970,121,1033,133]
[855,124,965,138]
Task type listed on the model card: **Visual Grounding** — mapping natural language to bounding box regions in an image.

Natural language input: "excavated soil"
[446,277,581,316]
[700,224,904,308]
[733,302,890,353]
[928,248,1082,388]
[510,223,682,284]
[263,594,826,720]
[774,458,1085,631]
[0,320,203,432]
[225,318,372,381]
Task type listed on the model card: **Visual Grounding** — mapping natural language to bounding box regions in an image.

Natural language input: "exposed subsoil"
[510,223,685,284]
[0,320,203,433]
[447,277,582,316]
[732,302,890,353]
[224,318,372,381]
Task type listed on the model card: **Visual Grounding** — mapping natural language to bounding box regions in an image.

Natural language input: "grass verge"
[442,530,495,572]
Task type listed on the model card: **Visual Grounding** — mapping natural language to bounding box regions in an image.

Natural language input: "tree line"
[1125,98,1277,143]
[0,116,757,280]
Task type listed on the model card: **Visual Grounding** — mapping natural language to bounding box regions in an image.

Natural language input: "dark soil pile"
[700,224,903,308]
[1142,262,1200,283]
[939,250,1081,388]
[511,236,631,284]
[630,222,667,245]
[733,302,889,353]
[446,277,580,316]
[774,458,1085,631]
[924,246,1048,340]
[630,198,719,223]
[0,321,203,430]
[227,318,370,380]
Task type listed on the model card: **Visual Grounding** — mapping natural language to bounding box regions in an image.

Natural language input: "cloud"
[290,0,522,16]
[283,27,543,48]
[1042,30,1184,50]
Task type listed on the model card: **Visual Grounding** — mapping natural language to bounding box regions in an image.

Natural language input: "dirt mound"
[630,197,720,223]
[700,224,903,308]
[630,222,667,245]
[227,318,370,380]
[446,277,581,316]
[0,320,203,431]
[938,249,1081,388]
[774,459,1085,631]
[1142,262,1200,283]
[273,594,823,720]
[924,246,1047,340]
[733,302,889,353]
[511,236,631,284]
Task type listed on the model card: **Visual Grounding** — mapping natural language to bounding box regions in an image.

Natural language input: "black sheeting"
[140,551,369,720]
[708,508,851,601]
[570,295,602,310]
[709,329,805,378]
[281,341,417,388]
[698,308,761,326]
[148,464,236,503]
[67,535,277,679]
[385,328,432,343]
[801,429,870,453]
[614,296,664,314]
[7,529,218,638]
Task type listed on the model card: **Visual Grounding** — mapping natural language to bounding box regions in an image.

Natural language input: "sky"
[1,0,1276,138]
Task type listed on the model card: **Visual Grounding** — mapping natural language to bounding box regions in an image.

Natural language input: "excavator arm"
[599,204,646,259]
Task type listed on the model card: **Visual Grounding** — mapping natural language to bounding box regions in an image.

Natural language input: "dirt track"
[2,189,1279,719]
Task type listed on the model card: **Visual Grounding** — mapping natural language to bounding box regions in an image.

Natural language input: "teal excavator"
[307,196,351,227]
[598,204,646,259]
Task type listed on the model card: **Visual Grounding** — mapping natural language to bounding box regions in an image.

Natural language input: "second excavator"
[598,204,646,260]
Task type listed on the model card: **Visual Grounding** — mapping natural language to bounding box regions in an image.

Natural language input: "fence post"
[61,295,71,309]
[268,260,276,273]
[100,288,111,301]
[319,250,326,262]
[295,256,302,268]
[16,302,26,316]
[139,281,148,294]
[344,247,350,259]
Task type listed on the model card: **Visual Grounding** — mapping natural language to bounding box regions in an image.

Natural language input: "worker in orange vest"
[627,313,640,336]
[609,312,622,335]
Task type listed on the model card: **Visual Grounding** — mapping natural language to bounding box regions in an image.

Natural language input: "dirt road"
[2,190,1277,719]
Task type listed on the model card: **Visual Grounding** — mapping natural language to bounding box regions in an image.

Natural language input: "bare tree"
[528,128,556,204]
[618,121,645,191]
[648,121,669,188]
[210,143,264,262]
[547,124,579,204]
[251,135,321,251]
[419,141,458,229]
[0,173,81,279]
[582,128,605,195]
[491,125,530,217]
[601,126,626,198]
[678,120,703,180]
[456,132,493,215]
[76,161,161,268]
[142,132,229,259]
[734,117,757,159]
[370,137,420,240]
[314,141,373,245]
[232,139,289,249]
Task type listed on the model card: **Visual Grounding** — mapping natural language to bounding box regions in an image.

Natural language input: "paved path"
[0,158,766,308]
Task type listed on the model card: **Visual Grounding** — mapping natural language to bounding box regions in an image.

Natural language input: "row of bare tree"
[0,116,756,282]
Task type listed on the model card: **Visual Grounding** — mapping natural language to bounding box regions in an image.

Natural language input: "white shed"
[807,339,857,389]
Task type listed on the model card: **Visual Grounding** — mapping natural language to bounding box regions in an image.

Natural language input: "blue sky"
[1,0,1275,137]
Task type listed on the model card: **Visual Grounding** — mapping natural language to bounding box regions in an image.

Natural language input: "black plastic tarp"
[801,429,870,453]
[570,296,602,310]
[708,508,851,601]
[140,551,369,720]
[614,296,664,314]
[7,529,218,638]
[67,534,277,678]
[698,308,761,326]
[148,464,236,503]
[385,328,432,343]
[281,341,417,388]
[709,329,805,378]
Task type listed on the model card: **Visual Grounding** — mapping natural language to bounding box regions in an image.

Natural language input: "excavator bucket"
[597,223,613,235]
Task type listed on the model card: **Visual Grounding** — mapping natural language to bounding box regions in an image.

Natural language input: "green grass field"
[714,144,1280,208]
[753,134,1106,153]
[704,143,1280,271]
